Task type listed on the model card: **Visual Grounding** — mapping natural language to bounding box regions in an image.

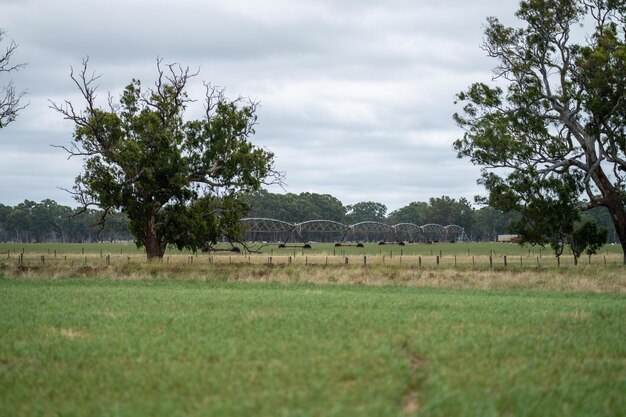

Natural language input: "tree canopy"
[5,193,609,244]
[51,59,279,260]
[387,201,428,225]
[345,201,388,224]
[246,190,346,223]
[454,0,624,260]
[423,196,474,229]
[0,199,131,243]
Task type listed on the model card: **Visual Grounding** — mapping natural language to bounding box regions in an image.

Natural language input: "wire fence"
[4,249,624,270]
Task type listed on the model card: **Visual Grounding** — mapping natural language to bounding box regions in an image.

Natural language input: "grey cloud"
[1,0,522,210]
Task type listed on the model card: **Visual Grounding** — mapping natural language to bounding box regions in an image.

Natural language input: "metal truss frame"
[241,218,468,244]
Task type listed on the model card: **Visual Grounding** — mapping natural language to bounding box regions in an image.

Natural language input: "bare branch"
[0,30,25,73]
[0,29,27,128]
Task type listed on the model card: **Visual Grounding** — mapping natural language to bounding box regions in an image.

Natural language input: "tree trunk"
[595,170,626,264]
[144,216,166,261]
[604,197,626,265]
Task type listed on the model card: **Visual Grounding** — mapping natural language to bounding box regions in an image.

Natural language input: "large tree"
[51,59,279,260]
[345,201,387,224]
[454,0,625,261]
[387,201,428,225]
[0,29,27,129]
[245,191,346,223]
[422,196,475,229]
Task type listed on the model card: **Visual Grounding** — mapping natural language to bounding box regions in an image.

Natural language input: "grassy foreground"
[1,278,625,417]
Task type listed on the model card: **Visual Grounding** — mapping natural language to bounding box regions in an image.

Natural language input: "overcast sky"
[0,0,521,211]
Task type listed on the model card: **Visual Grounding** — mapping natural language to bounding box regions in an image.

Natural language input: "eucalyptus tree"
[422,196,474,228]
[345,201,387,224]
[454,0,624,260]
[387,201,428,225]
[52,59,279,260]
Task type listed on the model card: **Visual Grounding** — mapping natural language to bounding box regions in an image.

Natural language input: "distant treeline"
[0,200,132,243]
[0,193,619,243]
[244,190,620,243]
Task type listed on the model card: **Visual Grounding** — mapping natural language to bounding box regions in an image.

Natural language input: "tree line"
[0,200,131,243]
[244,190,618,243]
[0,192,618,244]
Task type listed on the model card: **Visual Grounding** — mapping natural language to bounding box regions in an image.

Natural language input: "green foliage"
[571,221,608,261]
[454,0,626,261]
[345,201,387,223]
[246,190,346,223]
[471,206,518,242]
[497,171,583,255]
[0,199,130,243]
[581,206,617,240]
[483,169,609,259]
[423,196,474,228]
[0,194,610,245]
[245,192,532,241]
[387,201,428,225]
[53,60,276,259]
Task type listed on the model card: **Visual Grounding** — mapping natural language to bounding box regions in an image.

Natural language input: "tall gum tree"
[454,0,626,263]
[51,59,280,260]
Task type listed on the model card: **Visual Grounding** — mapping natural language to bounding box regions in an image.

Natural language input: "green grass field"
[2,242,624,270]
[1,279,625,417]
[1,241,624,257]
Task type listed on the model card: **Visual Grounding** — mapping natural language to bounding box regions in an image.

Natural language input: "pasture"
[2,241,625,257]
[1,241,624,270]
[1,242,625,416]
[1,279,625,417]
